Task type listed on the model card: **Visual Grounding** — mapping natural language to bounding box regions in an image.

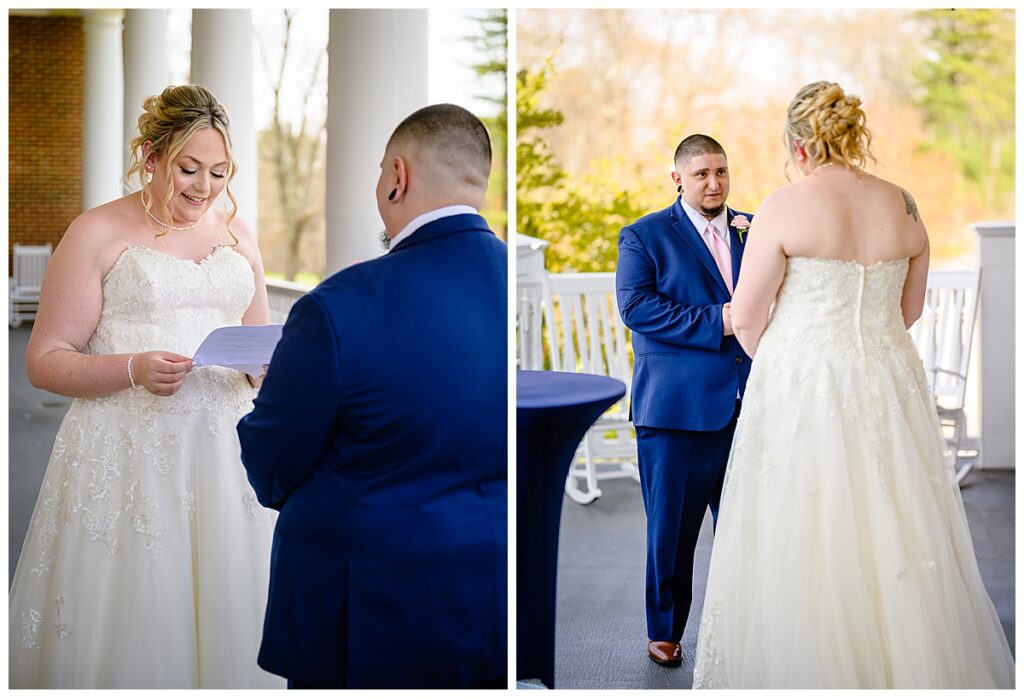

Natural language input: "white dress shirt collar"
[387,205,479,253]
[680,198,730,249]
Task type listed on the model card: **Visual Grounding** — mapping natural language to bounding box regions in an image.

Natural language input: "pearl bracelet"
[127,353,138,389]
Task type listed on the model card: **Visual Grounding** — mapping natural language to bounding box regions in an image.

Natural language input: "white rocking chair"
[542,273,638,504]
[9,243,52,328]
[908,268,982,484]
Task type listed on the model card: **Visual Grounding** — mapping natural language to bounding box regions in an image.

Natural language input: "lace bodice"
[84,245,256,417]
[761,256,911,356]
[92,245,254,357]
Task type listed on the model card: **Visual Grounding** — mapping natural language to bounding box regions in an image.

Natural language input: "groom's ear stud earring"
[388,188,398,201]
[677,185,682,193]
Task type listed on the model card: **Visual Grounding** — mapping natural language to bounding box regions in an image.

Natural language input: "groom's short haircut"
[386,104,492,191]
[674,134,727,168]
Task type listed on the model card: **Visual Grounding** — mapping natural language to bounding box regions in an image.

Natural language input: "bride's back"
[770,81,926,266]
[775,168,925,265]
[733,81,930,341]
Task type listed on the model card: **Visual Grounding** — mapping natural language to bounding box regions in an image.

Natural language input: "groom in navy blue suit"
[616,134,751,666]
[237,104,507,689]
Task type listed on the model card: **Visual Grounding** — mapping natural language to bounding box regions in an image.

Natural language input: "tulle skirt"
[9,374,284,688]
[692,336,1014,688]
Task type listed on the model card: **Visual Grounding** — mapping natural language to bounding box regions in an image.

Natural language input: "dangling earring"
[677,185,682,193]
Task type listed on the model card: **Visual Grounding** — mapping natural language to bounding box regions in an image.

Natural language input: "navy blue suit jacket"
[616,199,751,431]
[237,213,507,688]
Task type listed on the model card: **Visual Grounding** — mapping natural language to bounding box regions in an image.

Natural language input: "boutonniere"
[731,215,751,244]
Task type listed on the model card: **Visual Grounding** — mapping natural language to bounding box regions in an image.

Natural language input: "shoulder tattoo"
[901,189,919,222]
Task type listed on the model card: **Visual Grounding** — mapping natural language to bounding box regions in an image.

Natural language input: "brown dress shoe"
[647,640,682,666]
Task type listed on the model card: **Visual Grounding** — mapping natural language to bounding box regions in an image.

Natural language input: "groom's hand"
[722,303,734,336]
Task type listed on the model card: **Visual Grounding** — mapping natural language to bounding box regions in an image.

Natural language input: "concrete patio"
[553,468,1015,689]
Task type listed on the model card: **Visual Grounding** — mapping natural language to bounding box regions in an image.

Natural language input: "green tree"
[516,59,645,272]
[516,60,566,238]
[466,9,509,239]
[913,9,1014,209]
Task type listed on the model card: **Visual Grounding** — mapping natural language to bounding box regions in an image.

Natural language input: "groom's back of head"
[674,133,726,168]
[387,104,492,197]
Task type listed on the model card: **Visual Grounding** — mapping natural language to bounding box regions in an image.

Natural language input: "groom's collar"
[388,209,493,255]
[676,197,731,240]
[388,205,479,253]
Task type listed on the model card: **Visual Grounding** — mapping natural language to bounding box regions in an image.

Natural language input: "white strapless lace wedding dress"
[692,257,1014,688]
[9,246,284,689]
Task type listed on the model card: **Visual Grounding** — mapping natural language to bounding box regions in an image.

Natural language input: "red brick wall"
[9,16,84,274]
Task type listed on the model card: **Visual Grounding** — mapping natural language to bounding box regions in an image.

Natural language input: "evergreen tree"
[466,9,509,238]
[913,9,1014,207]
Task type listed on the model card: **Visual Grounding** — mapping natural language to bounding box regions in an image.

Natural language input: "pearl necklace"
[140,190,205,231]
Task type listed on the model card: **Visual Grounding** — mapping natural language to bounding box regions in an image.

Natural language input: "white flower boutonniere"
[731,215,751,244]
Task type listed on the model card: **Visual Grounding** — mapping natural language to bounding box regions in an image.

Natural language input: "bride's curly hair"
[784,81,875,172]
[125,85,239,246]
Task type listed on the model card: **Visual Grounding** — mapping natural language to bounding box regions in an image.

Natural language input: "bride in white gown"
[692,81,1014,688]
[9,85,284,688]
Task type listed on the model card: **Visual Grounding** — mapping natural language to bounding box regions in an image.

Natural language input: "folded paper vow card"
[193,324,284,376]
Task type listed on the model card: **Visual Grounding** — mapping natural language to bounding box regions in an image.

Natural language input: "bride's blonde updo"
[125,85,238,244]
[785,81,875,171]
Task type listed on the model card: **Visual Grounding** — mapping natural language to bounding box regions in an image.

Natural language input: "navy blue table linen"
[516,370,626,688]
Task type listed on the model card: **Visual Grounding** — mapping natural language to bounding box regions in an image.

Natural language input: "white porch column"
[82,9,125,209]
[123,10,169,180]
[325,9,429,274]
[975,222,1015,470]
[190,10,257,231]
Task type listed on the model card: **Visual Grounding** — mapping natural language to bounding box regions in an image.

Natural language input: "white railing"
[266,278,312,324]
[516,264,990,501]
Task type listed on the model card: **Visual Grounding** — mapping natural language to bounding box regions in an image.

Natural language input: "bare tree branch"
[260,9,328,280]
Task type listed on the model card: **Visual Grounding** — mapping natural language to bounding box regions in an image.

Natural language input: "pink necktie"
[706,223,733,294]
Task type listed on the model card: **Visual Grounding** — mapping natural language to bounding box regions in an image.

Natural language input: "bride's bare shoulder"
[754,182,803,219]
[57,195,144,269]
[868,176,925,226]
[66,195,140,237]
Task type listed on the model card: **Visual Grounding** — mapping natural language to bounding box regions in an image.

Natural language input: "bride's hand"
[246,364,269,389]
[132,351,193,396]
